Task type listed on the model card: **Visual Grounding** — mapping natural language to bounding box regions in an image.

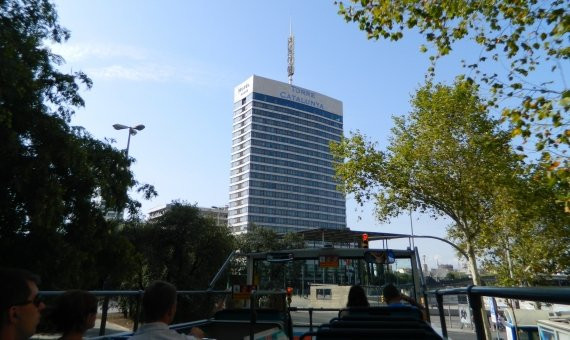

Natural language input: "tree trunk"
[467,244,481,285]
[466,242,492,340]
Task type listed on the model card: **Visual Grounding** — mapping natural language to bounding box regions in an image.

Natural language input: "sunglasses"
[14,294,43,308]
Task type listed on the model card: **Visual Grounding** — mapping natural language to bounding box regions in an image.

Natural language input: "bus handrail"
[40,289,232,336]
[428,285,570,340]
[40,286,570,339]
[208,250,238,290]
[40,290,230,296]
[433,286,570,303]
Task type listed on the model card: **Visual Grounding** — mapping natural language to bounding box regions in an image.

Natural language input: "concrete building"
[147,204,228,226]
[199,206,229,227]
[429,264,455,280]
[228,75,346,234]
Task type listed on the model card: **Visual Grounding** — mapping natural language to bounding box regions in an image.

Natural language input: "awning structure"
[294,229,470,260]
[296,228,413,248]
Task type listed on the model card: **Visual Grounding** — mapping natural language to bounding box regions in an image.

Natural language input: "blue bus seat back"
[326,319,432,329]
[213,308,285,322]
[199,320,285,340]
[301,327,442,340]
[338,305,423,320]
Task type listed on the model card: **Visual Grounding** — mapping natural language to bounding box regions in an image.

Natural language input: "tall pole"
[126,128,132,158]
[409,209,415,249]
[112,123,145,220]
[287,19,294,85]
[113,123,144,159]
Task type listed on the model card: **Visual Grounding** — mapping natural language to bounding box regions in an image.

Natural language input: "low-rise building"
[429,264,454,280]
[147,204,228,227]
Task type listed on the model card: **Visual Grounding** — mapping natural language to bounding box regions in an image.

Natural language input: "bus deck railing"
[41,285,570,339]
[429,285,570,340]
[40,289,232,336]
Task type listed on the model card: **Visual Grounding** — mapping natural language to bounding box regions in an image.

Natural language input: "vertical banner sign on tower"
[459,304,472,328]
[487,297,498,323]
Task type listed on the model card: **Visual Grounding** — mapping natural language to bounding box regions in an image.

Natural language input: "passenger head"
[0,268,44,339]
[142,281,177,323]
[383,284,401,304]
[53,290,98,335]
[347,285,369,308]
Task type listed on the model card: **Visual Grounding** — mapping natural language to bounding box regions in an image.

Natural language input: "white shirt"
[130,322,197,340]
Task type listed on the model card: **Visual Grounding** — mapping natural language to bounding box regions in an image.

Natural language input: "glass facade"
[229,76,346,234]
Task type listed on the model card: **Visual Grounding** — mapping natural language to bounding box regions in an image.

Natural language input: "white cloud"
[86,63,211,84]
[87,64,170,82]
[47,42,224,85]
[48,43,147,62]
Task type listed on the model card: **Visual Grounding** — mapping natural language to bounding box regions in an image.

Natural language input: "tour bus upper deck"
[37,231,569,340]
[246,247,425,304]
[58,242,570,340]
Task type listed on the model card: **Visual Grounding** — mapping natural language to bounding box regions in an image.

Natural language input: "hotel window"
[316,289,332,300]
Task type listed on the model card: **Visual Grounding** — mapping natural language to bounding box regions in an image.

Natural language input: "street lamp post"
[112,123,145,158]
[111,123,145,221]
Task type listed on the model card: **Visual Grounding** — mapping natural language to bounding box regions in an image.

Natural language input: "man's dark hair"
[53,290,98,333]
[347,285,369,308]
[0,268,41,327]
[382,283,400,302]
[142,281,177,323]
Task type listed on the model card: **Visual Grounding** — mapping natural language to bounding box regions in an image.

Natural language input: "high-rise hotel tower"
[228,75,346,234]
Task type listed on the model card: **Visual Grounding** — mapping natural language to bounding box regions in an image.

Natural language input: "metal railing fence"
[430,285,570,340]
[40,289,232,336]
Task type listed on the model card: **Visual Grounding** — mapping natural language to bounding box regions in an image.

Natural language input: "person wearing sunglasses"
[0,268,45,340]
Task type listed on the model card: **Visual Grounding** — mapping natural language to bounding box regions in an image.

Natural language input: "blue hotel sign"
[234,75,342,115]
[280,85,325,110]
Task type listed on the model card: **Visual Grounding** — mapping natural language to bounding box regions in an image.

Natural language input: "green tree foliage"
[123,203,236,321]
[0,0,154,289]
[480,168,570,286]
[332,80,518,339]
[331,79,521,286]
[127,202,236,289]
[337,0,569,210]
[236,225,305,254]
[445,271,469,281]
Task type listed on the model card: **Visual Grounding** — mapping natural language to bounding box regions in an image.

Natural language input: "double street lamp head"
[113,123,145,135]
[111,123,145,220]
[112,123,128,130]
[113,123,145,158]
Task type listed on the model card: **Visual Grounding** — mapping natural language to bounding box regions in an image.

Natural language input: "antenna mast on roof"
[287,19,295,85]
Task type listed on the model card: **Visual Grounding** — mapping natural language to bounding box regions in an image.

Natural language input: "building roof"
[296,228,412,245]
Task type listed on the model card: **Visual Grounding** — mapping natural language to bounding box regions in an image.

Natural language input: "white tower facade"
[228,75,346,234]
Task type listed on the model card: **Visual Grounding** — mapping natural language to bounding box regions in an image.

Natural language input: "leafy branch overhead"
[0,0,156,288]
[336,0,569,209]
[331,80,568,287]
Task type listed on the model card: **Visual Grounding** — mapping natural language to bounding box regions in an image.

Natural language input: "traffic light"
[286,287,293,306]
[361,233,369,248]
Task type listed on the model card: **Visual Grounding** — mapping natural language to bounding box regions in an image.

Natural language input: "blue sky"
[49,0,498,270]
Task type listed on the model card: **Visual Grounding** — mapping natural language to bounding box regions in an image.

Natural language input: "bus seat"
[338,306,423,321]
[198,320,285,340]
[214,308,285,322]
[301,327,442,339]
[326,319,431,330]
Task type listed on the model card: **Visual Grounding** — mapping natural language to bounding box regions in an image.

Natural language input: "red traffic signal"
[361,233,369,248]
[286,286,293,306]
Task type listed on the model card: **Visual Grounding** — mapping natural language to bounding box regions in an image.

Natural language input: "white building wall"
[228,75,346,234]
